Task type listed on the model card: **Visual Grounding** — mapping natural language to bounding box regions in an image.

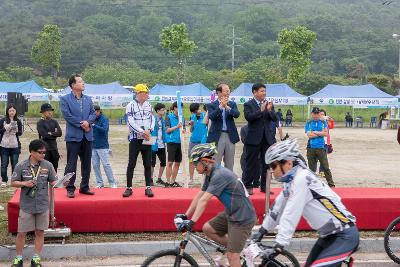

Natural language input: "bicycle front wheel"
[261,248,300,267]
[384,216,400,264]
[141,249,200,267]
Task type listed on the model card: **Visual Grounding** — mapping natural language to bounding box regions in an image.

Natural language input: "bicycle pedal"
[343,256,354,266]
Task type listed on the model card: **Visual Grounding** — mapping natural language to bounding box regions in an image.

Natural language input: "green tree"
[278,26,316,87]
[6,66,34,81]
[239,56,286,84]
[31,24,61,82]
[0,71,12,81]
[160,23,197,84]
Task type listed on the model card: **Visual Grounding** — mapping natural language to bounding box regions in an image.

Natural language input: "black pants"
[242,137,270,190]
[64,138,92,192]
[304,226,359,267]
[1,147,19,182]
[307,148,335,187]
[45,149,60,172]
[126,139,152,187]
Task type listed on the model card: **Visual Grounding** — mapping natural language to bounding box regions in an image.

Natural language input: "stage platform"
[8,187,400,233]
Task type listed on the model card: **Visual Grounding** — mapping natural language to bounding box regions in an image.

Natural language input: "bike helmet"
[189,143,217,163]
[265,139,300,165]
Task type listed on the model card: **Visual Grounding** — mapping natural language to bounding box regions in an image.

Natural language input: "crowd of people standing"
[0,75,345,267]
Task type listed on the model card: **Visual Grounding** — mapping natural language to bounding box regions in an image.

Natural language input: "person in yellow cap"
[123,84,155,198]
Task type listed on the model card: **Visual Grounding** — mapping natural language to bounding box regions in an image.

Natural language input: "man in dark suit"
[206,83,240,171]
[242,83,277,195]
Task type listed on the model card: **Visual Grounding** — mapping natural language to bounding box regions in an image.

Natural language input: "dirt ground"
[15,123,400,189]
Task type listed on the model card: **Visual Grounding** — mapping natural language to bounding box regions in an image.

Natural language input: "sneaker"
[164,183,171,188]
[246,187,254,195]
[96,185,104,188]
[122,188,133,197]
[156,178,165,185]
[1,182,7,188]
[171,182,182,187]
[145,187,154,197]
[11,257,23,267]
[31,256,41,267]
[110,184,118,188]
[213,255,228,267]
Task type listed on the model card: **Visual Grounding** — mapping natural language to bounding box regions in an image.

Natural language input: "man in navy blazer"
[242,83,277,195]
[206,84,240,170]
[60,74,96,198]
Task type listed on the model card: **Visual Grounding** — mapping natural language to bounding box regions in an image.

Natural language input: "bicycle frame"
[178,231,227,267]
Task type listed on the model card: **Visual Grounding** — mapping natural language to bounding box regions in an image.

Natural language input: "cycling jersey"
[261,162,356,246]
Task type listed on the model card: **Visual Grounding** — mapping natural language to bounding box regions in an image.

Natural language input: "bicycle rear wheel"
[384,216,400,264]
[141,249,200,267]
[261,248,300,267]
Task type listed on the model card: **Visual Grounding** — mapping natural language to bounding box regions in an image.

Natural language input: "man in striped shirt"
[123,84,155,198]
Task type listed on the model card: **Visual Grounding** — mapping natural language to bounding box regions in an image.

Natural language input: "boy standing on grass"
[151,103,168,185]
[165,101,186,187]
[188,103,208,185]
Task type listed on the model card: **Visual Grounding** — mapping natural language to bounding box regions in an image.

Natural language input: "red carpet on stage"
[7,187,400,233]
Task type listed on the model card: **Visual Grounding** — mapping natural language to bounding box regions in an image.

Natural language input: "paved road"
[2,253,399,266]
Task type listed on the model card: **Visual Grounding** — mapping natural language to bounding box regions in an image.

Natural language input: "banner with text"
[309,97,399,107]
[0,93,50,102]
[52,93,134,109]
[149,95,307,105]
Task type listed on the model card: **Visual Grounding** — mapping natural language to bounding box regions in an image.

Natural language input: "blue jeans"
[92,149,116,187]
[1,147,19,182]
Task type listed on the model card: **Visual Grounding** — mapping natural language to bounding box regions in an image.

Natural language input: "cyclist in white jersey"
[252,139,359,267]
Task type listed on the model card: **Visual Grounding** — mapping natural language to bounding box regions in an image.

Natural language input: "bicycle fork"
[174,240,189,267]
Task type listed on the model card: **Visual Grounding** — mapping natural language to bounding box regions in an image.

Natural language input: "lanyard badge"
[27,166,41,198]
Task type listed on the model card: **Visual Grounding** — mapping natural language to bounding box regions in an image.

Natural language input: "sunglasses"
[36,150,46,155]
[269,161,280,170]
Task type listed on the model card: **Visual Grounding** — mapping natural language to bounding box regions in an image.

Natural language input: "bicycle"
[384,215,400,263]
[141,219,300,267]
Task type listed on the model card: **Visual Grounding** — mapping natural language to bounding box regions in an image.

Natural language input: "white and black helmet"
[265,139,300,164]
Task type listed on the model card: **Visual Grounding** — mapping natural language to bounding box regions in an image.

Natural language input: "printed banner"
[149,95,307,105]
[0,93,50,102]
[149,95,211,103]
[230,96,308,105]
[309,97,399,107]
[52,93,134,109]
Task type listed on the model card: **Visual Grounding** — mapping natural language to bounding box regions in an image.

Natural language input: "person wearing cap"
[123,84,155,198]
[305,107,335,187]
[36,103,62,172]
[60,74,96,198]
[92,105,117,188]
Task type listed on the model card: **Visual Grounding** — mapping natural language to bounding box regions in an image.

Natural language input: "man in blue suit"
[60,74,96,198]
[206,84,240,171]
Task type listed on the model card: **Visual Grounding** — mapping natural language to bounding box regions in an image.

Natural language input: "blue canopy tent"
[309,84,397,107]
[149,83,211,103]
[309,84,399,121]
[57,82,134,109]
[231,83,307,105]
[0,80,49,101]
